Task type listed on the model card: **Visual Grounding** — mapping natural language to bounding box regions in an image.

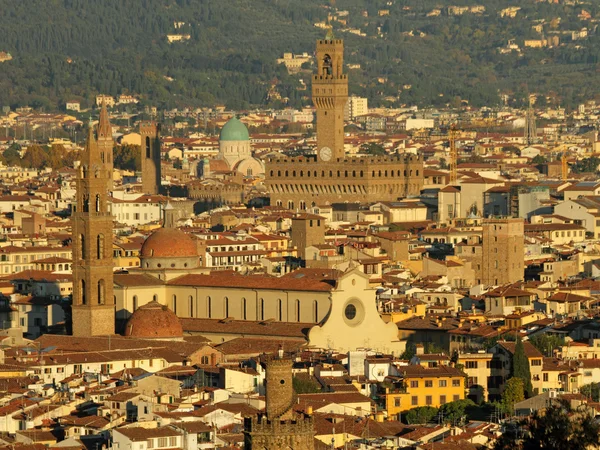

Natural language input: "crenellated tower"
[244,350,315,449]
[71,103,115,337]
[312,32,348,162]
[140,122,162,195]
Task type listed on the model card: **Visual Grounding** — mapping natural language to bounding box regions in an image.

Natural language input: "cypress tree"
[511,337,533,398]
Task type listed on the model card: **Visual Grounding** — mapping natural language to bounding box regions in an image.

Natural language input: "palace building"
[265,33,424,209]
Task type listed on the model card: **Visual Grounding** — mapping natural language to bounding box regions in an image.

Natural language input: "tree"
[21,145,48,168]
[528,334,563,357]
[531,154,547,165]
[440,399,476,425]
[359,143,386,156]
[48,144,67,170]
[512,337,533,397]
[439,157,449,169]
[493,400,600,450]
[405,406,438,424]
[113,144,140,171]
[3,145,21,167]
[292,375,321,394]
[501,377,524,415]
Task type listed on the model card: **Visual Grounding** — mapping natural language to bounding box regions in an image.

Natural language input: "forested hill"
[1,0,600,111]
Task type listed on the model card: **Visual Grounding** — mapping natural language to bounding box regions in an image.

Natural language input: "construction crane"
[448,126,459,185]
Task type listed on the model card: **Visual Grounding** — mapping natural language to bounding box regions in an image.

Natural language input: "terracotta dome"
[124,300,183,339]
[140,228,198,258]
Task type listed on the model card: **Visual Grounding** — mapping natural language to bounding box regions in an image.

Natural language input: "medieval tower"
[71,103,116,337]
[312,33,348,162]
[140,121,161,195]
[244,350,315,449]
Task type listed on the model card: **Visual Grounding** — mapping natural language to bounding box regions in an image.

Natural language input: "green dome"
[219,117,249,141]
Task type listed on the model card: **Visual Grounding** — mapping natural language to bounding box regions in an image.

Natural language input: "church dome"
[124,300,183,339]
[140,228,198,258]
[220,117,249,141]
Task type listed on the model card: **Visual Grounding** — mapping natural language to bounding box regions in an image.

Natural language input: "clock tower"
[312,31,348,162]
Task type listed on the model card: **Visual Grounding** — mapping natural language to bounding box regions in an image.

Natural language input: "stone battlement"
[266,154,421,165]
[246,415,314,435]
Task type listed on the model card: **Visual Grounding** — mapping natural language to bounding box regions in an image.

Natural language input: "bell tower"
[140,122,162,195]
[71,103,115,337]
[312,31,348,162]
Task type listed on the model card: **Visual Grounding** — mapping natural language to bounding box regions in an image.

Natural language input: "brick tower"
[140,121,161,194]
[481,218,524,286]
[71,103,115,336]
[244,349,315,449]
[312,31,348,162]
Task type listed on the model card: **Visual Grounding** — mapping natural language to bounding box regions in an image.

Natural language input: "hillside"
[0,0,599,110]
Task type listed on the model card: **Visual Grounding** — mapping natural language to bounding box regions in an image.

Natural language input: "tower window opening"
[323,54,332,76]
[95,194,100,212]
[97,234,104,259]
[97,279,105,305]
[146,136,151,158]
[81,279,86,305]
[80,234,86,259]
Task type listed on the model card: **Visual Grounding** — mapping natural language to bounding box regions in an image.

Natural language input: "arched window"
[260,298,265,320]
[296,299,301,322]
[201,356,209,365]
[95,194,100,212]
[207,296,212,318]
[153,294,158,302]
[146,136,151,158]
[224,297,229,318]
[80,234,86,260]
[242,298,247,320]
[97,280,105,305]
[172,295,177,313]
[133,295,138,311]
[189,295,194,317]
[314,300,319,323]
[97,234,104,260]
[83,194,89,212]
[81,279,86,305]
[278,299,283,321]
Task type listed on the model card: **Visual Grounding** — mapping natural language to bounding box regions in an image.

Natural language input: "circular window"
[342,299,365,327]
[157,263,162,268]
[171,263,175,268]
[345,304,357,320]
[280,379,285,385]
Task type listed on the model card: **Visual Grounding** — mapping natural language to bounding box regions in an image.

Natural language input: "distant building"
[166,34,191,43]
[344,96,368,120]
[276,52,313,74]
[95,94,115,107]
[65,101,80,112]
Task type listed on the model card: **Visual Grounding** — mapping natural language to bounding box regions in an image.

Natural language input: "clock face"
[320,146,333,161]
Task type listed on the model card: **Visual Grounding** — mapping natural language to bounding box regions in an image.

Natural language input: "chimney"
[306,405,313,415]
[415,344,424,355]
[376,411,385,422]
